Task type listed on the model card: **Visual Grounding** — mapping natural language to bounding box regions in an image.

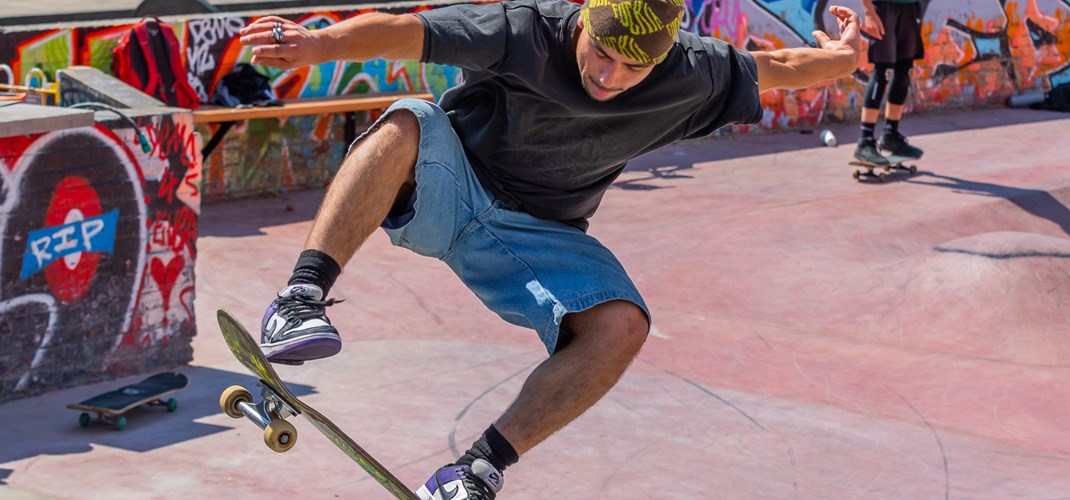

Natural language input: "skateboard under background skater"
[217,309,417,500]
[850,153,919,182]
[67,372,188,430]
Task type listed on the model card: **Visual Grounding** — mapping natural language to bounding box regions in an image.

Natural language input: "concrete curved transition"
[2,109,1068,499]
[846,230,1070,364]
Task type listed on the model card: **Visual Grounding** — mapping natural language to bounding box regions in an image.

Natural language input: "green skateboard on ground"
[850,154,920,182]
[217,309,417,500]
[67,372,188,430]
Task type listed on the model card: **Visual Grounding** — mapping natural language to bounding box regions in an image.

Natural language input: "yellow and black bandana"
[580,0,685,64]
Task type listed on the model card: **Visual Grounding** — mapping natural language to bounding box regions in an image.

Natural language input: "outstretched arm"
[239,13,425,70]
[751,5,861,93]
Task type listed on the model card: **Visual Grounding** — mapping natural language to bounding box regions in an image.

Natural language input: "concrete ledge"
[59,66,166,109]
[0,103,94,138]
[0,71,200,402]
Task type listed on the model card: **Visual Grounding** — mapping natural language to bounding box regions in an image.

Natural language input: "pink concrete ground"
[1,107,1068,499]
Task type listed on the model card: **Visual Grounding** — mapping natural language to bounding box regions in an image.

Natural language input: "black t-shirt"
[417,0,762,228]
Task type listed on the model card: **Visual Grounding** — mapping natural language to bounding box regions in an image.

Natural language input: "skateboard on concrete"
[850,154,919,182]
[217,309,417,500]
[67,372,188,430]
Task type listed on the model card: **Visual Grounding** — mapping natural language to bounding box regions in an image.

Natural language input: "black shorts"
[865,1,925,64]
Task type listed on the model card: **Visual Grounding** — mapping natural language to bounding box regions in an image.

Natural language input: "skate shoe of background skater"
[854,139,891,166]
[260,284,341,365]
[416,459,504,500]
[878,130,924,158]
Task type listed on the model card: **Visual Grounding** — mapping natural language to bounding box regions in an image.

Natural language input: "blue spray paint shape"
[753,0,820,44]
[972,36,1003,58]
[1049,65,1070,87]
[20,209,120,279]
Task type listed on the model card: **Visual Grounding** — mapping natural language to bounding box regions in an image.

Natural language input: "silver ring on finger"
[271,22,285,44]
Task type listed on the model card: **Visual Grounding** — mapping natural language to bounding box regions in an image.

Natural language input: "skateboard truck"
[217,309,417,499]
[220,384,300,452]
[849,154,919,182]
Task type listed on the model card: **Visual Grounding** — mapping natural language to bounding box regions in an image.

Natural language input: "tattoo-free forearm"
[318,13,425,62]
[753,47,856,92]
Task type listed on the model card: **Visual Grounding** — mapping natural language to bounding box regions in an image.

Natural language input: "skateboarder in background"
[240,0,861,497]
[855,0,926,166]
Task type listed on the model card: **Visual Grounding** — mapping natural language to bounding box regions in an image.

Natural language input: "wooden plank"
[192,93,433,123]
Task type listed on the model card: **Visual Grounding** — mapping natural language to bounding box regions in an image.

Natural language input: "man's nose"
[598,66,619,87]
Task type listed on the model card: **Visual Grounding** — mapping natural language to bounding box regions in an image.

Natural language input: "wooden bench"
[193,92,434,157]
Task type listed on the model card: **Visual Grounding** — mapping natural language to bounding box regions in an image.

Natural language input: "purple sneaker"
[416,460,503,500]
[260,284,341,365]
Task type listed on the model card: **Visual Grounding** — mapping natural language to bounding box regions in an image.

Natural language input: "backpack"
[213,63,281,108]
[112,18,200,109]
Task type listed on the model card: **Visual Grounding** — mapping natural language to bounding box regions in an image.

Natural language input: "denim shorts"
[352,98,650,354]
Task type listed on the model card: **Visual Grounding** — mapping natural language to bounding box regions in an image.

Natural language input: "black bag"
[213,63,281,108]
[1044,83,1070,112]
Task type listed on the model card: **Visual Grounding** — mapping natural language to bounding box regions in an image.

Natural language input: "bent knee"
[379,97,449,139]
[561,300,650,356]
[615,302,650,347]
[380,108,421,139]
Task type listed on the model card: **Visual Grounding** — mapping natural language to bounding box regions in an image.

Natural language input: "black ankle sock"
[860,122,876,141]
[456,425,519,472]
[885,119,900,133]
[288,249,341,295]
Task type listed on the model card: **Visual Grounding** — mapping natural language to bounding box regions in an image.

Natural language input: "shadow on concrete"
[0,366,315,464]
[199,188,327,238]
[613,164,695,191]
[622,107,1067,175]
[196,108,1067,232]
[907,172,1070,236]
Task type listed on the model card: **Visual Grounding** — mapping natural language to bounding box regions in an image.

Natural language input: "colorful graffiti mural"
[685,0,1070,127]
[3,1,1069,121]
[2,1,1069,199]
[0,112,200,401]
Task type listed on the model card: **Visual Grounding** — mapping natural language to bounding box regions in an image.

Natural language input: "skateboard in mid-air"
[217,309,417,500]
[850,154,919,182]
[67,372,188,430]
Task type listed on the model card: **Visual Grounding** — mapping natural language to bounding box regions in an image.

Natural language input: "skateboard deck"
[850,154,919,182]
[67,372,188,430]
[217,309,417,500]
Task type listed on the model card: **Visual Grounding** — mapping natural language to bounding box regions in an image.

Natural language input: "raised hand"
[239,16,328,70]
[811,5,862,57]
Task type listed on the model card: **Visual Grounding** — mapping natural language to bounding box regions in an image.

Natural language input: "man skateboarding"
[854,0,926,166]
[239,0,861,497]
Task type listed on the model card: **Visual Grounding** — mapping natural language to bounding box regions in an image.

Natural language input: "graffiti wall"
[2,0,1068,199]
[688,0,1070,127]
[183,7,463,200]
[0,111,200,402]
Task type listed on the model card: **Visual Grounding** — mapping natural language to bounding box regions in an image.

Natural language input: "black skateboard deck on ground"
[67,372,188,430]
[850,154,920,182]
[216,309,417,500]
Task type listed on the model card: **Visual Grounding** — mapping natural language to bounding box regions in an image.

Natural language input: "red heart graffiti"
[150,255,186,312]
